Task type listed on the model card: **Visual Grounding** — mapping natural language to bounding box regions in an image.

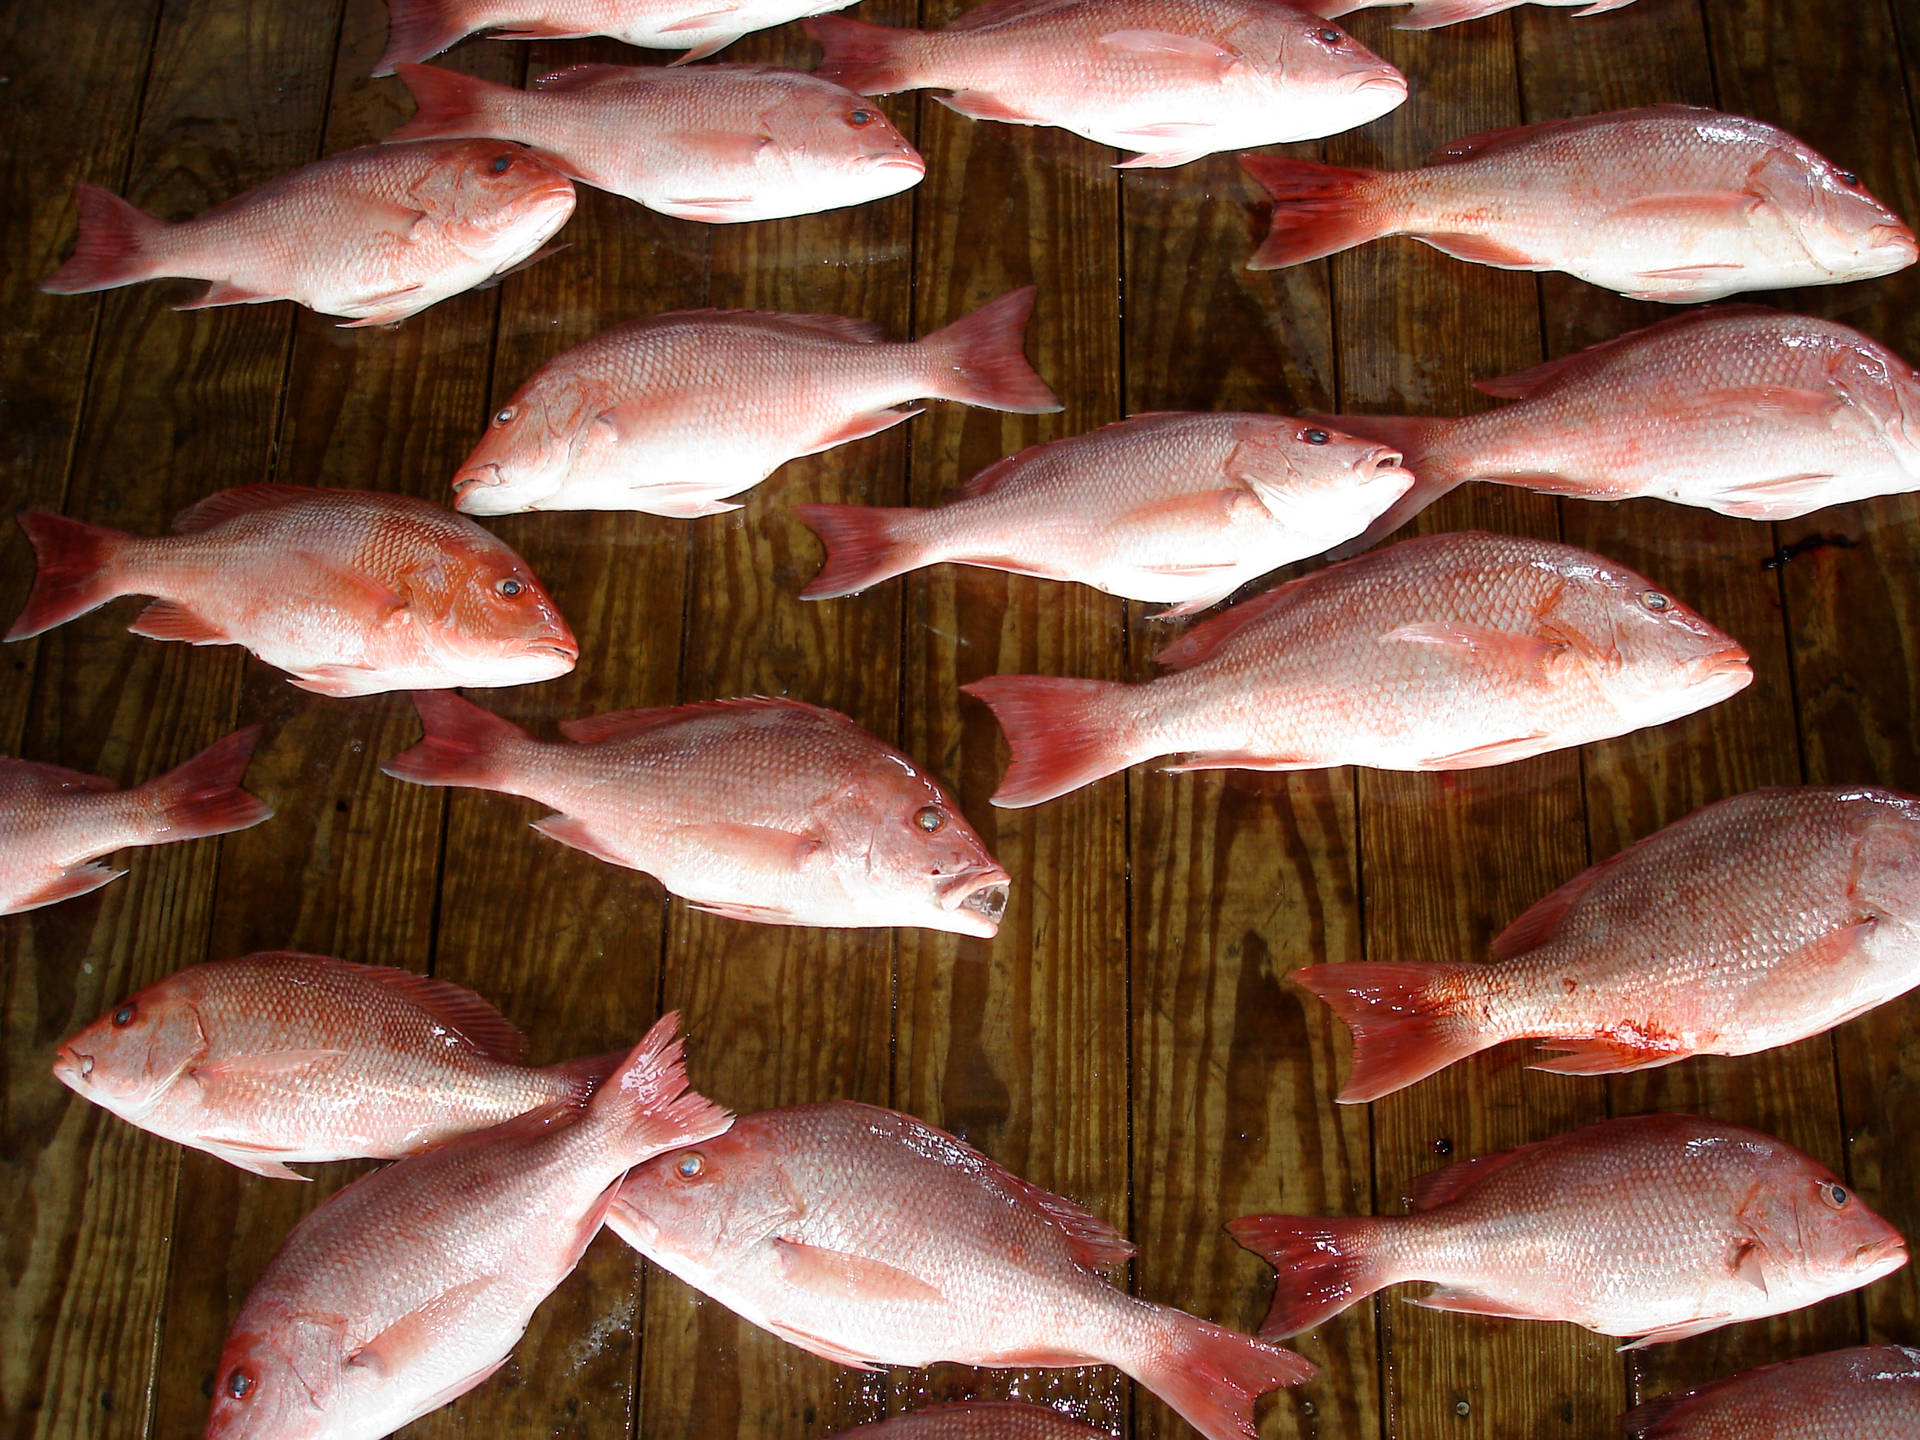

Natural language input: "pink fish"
[1243,105,1917,300]
[387,63,923,223]
[829,1403,1112,1440]
[382,691,1010,934]
[0,728,271,915]
[1622,1346,1920,1439]
[793,411,1413,613]
[7,485,577,696]
[1315,0,1637,30]
[450,287,1060,517]
[376,0,860,73]
[1294,786,1920,1102]
[606,1101,1312,1440]
[53,952,623,1178]
[963,530,1751,808]
[41,140,574,326]
[809,0,1405,168]
[1229,1113,1908,1345]
[200,1012,729,1440]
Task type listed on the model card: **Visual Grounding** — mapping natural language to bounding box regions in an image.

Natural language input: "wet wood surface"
[2,0,1916,1437]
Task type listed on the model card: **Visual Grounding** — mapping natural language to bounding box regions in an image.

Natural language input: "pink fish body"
[606,1100,1312,1440]
[41,140,575,326]
[1244,105,1917,300]
[793,412,1413,612]
[1295,786,1920,1102]
[375,0,859,73]
[0,728,270,915]
[830,1402,1113,1440]
[53,952,623,1178]
[200,1013,730,1440]
[1622,1346,1920,1439]
[387,63,923,222]
[810,0,1406,168]
[964,530,1752,808]
[1316,0,1637,31]
[7,485,577,696]
[450,287,1060,516]
[1229,1113,1908,1345]
[382,692,1011,934]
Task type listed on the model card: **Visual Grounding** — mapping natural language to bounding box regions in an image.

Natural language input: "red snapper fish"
[830,1403,1113,1440]
[53,952,623,1178]
[382,691,1010,934]
[963,530,1751,808]
[7,485,577,696]
[606,1101,1312,1440]
[1622,1346,1920,1439]
[387,63,923,223]
[1229,1113,1908,1345]
[809,0,1406,168]
[793,412,1413,613]
[0,728,271,915]
[1294,786,1920,1102]
[41,140,574,326]
[1315,0,1637,30]
[1323,307,1920,553]
[376,0,860,72]
[1243,106,1917,300]
[200,1013,730,1440]
[450,287,1060,517]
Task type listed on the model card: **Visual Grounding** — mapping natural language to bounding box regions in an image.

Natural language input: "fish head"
[53,979,207,1121]
[756,83,925,207]
[409,533,579,685]
[1248,13,1407,125]
[453,374,609,515]
[1753,145,1918,282]
[822,758,1009,937]
[1740,1151,1909,1297]
[204,1315,341,1440]
[609,1116,798,1268]
[425,139,578,260]
[1229,416,1415,527]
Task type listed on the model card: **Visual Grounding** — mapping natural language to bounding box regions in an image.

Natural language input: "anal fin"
[532,814,641,870]
[128,599,230,645]
[13,861,126,912]
[1528,1038,1690,1076]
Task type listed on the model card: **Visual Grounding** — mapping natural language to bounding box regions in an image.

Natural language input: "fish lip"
[1862,1234,1909,1267]
[452,464,503,496]
[1870,224,1920,260]
[1355,68,1409,96]
[51,1044,91,1088]
[530,637,580,663]
[936,867,1012,926]
[874,152,927,173]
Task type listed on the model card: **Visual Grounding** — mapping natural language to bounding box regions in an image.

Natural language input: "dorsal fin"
[1152,572,1313,670]
[1489,838,1646,959]
[1474,307,1773,399]
[171,484,315,535]
[999,1169,1136,1268]
[532,62,651,93]
[1430,104,1711,166]
[344,960,530,1063]
[557,695,835,745]
[1403,1138,1553,1211]
[3,756,120,791]
[951,444,1042,500]
[947,0,1075,29]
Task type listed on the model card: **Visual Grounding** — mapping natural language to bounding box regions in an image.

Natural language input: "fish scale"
[1622,1346,1920,1438]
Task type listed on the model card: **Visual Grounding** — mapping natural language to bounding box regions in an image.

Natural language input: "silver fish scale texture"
[843,1401,1112,1440]
[1627,1346,1920,1438]
[0,763,144,890]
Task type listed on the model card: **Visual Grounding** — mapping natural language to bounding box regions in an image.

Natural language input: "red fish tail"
[382,690,532,789]
[546,1047,629,1101]
[41,182,167,295]
[962,674,1140,808]
[918,287,1062,415]
[374,0,476,75]
[7,512,130,641]
[791,504,930,598]
[1225,1214,1391,1338]
[386,63,516,142]
[1128,1308,1315,1440]
[806,14,926,94]
[140,726,275,841]
[590,1012,733,1162]
[1240,156,1389,270]
[1289,961,1490,1102]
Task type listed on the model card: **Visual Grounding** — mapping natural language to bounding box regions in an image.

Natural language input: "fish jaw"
[931,865,1013,937]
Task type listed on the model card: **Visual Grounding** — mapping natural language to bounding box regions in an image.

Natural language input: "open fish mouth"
[451,464,502,497]
[936,868,1012,925]
[51,1044,92,1089]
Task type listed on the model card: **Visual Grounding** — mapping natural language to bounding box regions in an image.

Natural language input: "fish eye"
[490,154,513,174]
[1300,427,1330,445]
[227,1369,254,1400]
[914,806,945,833]
[1315,24,1344,43]
[112,1004,135,1027]
[675,1152,704,1179]
[849,108,874,126]
[495,577,525,598]
[1638,590,1672,613]
[493,406,515,426]
[1822,1181,1851,1209]
[1836,169,1861,187]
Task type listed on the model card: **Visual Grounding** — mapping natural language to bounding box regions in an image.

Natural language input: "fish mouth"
[1354,68,1409,97]
[529,637,580,665]
[1860,1234,1909,1268]
[935,867,1012,930]
[1870,224,1919,262]
[51,1044,92,1090]
[874,151,927,174]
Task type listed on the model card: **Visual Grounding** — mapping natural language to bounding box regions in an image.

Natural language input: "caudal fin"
[1127,1309,1315,1440]
[918,287,1063,414]
[807,14,924,94]
[1241,156,1390,270]
[962,674,1139,809]
[590,1012,734,1162]
[386,63,513,142]
[141,726,275,841]
[382,690,532,789]
[7,512,129,641]
[545,1048,629,1101]
[374,0,475,75]
[792,504,930,598]
[1289,962,1491,1103]
[41,183,166,295]
[1226,1215,1390,1338]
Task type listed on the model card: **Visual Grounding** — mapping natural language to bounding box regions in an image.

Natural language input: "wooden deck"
[4,0,1918,1436]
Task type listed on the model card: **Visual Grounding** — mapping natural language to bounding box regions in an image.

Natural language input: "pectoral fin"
[347,1278,502,1376]
[771,1236,944,1304]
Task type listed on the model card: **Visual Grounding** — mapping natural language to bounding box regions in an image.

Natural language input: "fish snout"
[935,865,1013,931]
[1354,65,1409,99]
[452,463,509,514]
[1869,222,1920,263]
[873,145,928,175]
[52,1043,93,1089]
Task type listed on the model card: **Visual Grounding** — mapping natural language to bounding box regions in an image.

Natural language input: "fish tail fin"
[374,0,473,75]
[961,674,1139,808]
[806,14,924,94]
[139,726,275,840]
[7,512,130,640]
[918,286,1063,414]
[1225,1215,1391,1338]
[590,1012,734,1162]
[386,62,513,142]
[381,690,531,789]
[41,182,166,295]
[1127,1309,1316,1440]
[1394,0,1524,26]
[1240,156,1389,269]
[791,504,930,598]
[1289,961,1490,1102]
[546,1047,633,1101]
